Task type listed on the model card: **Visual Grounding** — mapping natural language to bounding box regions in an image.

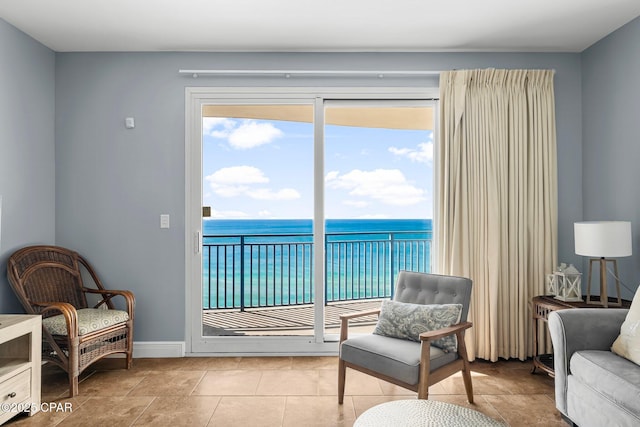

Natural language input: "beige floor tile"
[318,369,340,396]
[377,380,419,396]
[291,356,338,370]
[483,394,565,426]
[203,357,242,370]
[283,396,357,427]
[257,370,319,395]
[207,396,285,427]
[351,396,415,418]
[192,370,262,395]
[78,368,148,396]
[345,370,385,396]
[55,396,154,427]
[133,396,220,426]
[237,356,293,370]
[128,370,205,396]
[439,369,515,395]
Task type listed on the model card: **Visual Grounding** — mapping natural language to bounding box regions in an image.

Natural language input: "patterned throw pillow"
[373,300,462,352]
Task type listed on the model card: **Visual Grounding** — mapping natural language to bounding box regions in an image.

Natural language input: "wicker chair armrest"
[419,321,472,342]
[339,309,381,343]
[34,301,79,338]
[81,288,135,315]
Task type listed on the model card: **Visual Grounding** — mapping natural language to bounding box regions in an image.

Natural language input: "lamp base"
[586,258,622,308]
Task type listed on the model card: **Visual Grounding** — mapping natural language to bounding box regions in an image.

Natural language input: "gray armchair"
[338,271,474,403]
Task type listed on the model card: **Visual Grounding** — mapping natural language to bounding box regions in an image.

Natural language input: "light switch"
[125,117,135,129]
[160,214,170,229]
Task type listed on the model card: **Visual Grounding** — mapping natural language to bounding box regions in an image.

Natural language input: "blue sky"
[202,116,433,220]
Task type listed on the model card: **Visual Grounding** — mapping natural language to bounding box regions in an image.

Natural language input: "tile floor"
[6,357,566,427]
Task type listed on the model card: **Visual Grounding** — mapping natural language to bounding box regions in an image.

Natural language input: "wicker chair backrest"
[8,246,89,315]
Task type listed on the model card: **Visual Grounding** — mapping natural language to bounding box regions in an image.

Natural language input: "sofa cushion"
[340,334,457,385]
[373,300,462,352]
[612,285,640,365]
[43,308,129,336]
[570,350,640,415]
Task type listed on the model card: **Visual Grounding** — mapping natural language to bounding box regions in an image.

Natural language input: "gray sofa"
[548,308,640,427]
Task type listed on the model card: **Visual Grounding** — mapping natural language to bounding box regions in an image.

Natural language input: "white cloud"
[203,117,236,137]
[203,118,284,150]
[389,142,433,164]
[206,165,300,201]
[207,165,269,185]
[325,170,340,181]
[205,209,250,219]
[343,200,369,208]
[326,168,425,206]
[246,188,300,200]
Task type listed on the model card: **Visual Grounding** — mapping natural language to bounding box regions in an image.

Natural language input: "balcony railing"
[203,230,431,310]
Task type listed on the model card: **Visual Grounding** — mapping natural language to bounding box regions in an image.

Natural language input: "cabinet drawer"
[0,369,31,406]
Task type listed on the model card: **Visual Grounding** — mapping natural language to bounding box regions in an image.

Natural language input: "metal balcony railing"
[202,230,432,310]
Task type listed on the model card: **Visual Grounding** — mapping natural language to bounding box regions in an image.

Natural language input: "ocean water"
[202,219,432,309]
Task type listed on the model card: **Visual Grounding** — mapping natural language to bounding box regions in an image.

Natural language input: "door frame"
[185,86,438,355]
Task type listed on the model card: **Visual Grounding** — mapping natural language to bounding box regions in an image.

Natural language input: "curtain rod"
[178,69,442,78]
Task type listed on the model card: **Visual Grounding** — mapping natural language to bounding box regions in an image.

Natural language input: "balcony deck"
[202,299,382,336]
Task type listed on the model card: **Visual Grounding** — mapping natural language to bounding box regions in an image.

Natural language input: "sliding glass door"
[186,88,437,354]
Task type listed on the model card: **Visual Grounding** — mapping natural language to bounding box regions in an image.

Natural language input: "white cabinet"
[0,315,41,425]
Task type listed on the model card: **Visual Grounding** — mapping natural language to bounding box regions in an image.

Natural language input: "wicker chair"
[7,245,135,397]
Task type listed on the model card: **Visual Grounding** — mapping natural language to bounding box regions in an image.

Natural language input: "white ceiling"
[1,0,639,53]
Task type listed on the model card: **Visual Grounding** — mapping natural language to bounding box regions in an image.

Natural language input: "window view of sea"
[202,219,432,309]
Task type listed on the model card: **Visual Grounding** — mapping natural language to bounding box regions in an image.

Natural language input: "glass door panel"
[323,101,435,337]
[201,104,315,337]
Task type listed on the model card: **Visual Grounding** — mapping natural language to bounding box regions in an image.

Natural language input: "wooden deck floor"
[202,300,382,336]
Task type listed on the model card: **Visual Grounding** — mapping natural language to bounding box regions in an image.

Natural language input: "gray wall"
[54,52,583,341]
[0,19,56,313]
[582,17,640,299]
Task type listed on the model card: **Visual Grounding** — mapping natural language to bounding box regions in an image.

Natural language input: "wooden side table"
[531,295,631,376]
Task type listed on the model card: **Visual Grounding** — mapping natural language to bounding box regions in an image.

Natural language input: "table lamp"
[574,221,632,307]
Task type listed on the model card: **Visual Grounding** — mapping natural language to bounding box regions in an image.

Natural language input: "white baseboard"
[132,341,186,358]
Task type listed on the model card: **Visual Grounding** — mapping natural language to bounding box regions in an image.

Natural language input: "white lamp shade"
[574,221,632,258]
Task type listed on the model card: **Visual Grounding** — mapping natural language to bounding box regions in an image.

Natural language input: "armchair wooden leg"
[418,340,431,399]
[457,331,474,404]
[462,367,473,404]
[126,351,133,369]
[338,359,346,404]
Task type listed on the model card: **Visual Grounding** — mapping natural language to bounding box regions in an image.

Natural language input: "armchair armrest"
[419,321,472,342]
[33,301,79,338]
[81,288,136,315]
[549,308,628,415]
[339,309,381,342]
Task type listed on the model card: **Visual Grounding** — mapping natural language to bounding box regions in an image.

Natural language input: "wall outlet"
[160,214,170,229]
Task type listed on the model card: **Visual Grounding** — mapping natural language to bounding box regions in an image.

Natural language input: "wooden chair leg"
[418,340,431,399]
[126,350,133,369]
[69,374,79,397]
[462,367,473,404]
[338,359,346,404]
[457,331,474,403]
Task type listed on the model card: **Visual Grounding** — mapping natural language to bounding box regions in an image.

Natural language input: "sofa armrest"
[549,308,628,416]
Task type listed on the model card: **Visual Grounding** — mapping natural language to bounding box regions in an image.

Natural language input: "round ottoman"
[354,399,506,427]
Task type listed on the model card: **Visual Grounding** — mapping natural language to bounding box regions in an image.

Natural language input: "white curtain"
[437,69,558,361]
